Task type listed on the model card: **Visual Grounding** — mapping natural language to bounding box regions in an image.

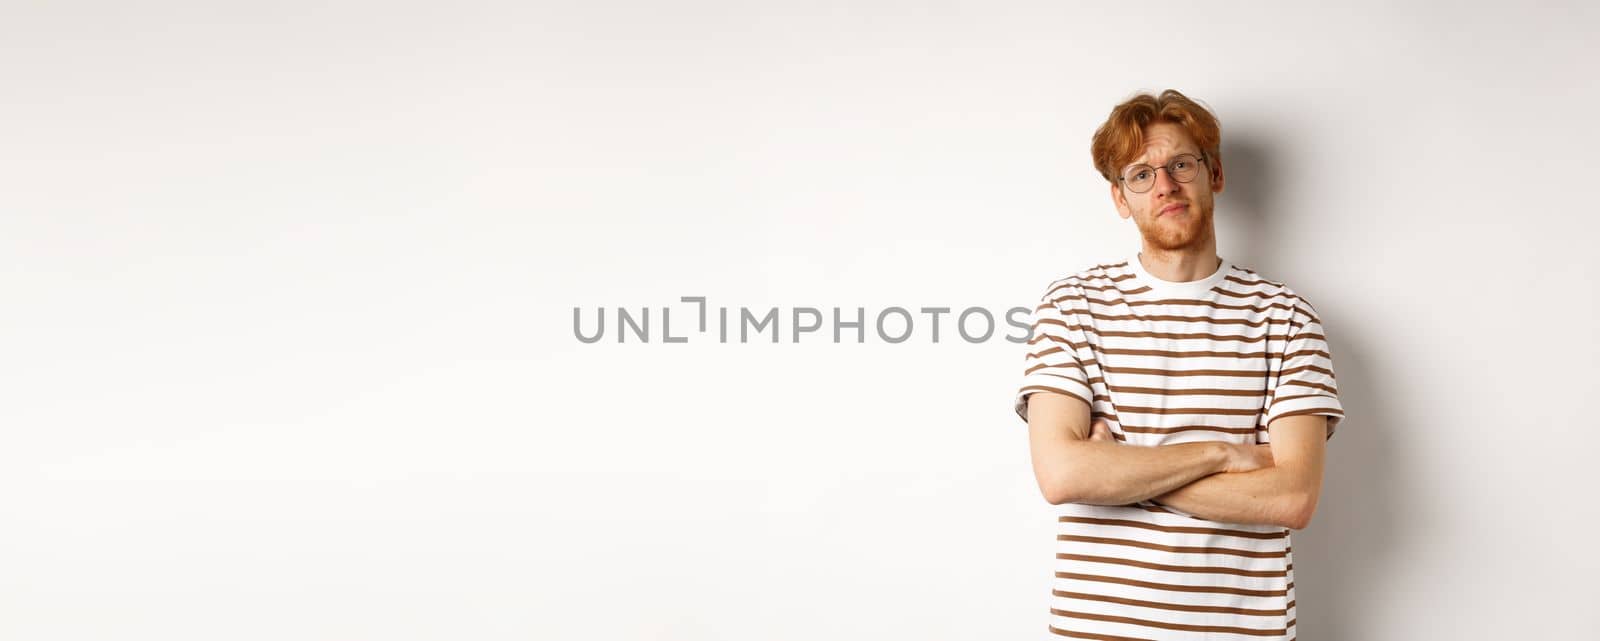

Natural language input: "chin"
[1140,209,1212,250]
[1146,236,1202,252]
[1141,225,1202,251]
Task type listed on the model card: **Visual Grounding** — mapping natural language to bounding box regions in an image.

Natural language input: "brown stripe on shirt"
[1059,516,1288,540]
[1057,535,1288,558]
[1054,572,1290,597]
[1057,553,1289,578]
[1053,590,1289,616]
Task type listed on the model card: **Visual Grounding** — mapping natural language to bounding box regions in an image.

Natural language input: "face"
[1110,122,1225,252]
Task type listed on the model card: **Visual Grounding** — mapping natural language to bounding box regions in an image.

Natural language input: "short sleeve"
[1014,287,1093,423]
[1265,298,1344,438]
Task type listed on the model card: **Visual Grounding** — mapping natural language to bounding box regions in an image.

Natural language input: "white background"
[3,1,1597,639]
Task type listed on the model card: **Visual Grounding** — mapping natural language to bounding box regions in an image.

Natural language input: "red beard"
[1137,203,1215,251]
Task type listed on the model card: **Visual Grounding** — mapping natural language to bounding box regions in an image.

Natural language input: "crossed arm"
[1025,391,1326,530]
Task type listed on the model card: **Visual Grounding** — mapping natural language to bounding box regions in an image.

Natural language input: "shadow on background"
[1221,130,1402,639]
[1216,134,1275,272]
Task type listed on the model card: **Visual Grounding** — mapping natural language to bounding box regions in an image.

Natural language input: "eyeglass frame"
[1117,153,1211,194]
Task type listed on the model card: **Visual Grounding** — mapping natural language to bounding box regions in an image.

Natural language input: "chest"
[1071,301,1297,444]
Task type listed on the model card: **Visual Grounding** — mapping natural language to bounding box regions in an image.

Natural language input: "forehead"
[1131,122,1201,165]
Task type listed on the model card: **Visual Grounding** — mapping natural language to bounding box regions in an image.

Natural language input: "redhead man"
[1015,89,1343,640]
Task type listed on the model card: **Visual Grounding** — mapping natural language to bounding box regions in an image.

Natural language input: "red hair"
[1090,89,1222,184]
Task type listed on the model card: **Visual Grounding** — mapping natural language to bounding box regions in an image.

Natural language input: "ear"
[1209,154,1225,194]
[1111,181,1132,219]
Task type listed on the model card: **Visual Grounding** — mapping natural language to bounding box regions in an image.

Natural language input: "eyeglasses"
[1118,153,1208,194]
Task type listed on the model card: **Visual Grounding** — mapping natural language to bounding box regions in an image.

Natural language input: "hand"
[1221,443,1275,474]
[1088,418,1116,442]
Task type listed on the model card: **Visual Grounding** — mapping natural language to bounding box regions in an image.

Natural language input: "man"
[1014,89,1343,640]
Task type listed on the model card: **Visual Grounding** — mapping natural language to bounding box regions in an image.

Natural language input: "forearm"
[1039,440,1228,506]
[1154,467,1316,529]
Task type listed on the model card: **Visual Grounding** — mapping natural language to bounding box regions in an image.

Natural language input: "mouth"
[1158,203,1189,216]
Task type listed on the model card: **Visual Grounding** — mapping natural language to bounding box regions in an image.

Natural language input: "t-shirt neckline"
[1126,252,1232,297]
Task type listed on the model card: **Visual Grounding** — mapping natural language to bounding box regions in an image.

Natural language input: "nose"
[1151,166,1180,196]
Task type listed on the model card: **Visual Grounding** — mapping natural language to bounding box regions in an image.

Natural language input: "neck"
[1137,241,1221,283]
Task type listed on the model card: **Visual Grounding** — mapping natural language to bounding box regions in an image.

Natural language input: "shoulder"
[1037,259,1135,302]
[1226,264,1323,323]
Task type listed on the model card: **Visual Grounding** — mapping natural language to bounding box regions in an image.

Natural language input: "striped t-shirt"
[1013,256,1343,641]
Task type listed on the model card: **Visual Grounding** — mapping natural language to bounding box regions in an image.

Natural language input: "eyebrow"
[1128,151,1201,167]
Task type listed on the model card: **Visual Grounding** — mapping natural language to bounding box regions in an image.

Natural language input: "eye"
[1171,160,1190,171]
[1131,170,1151,181]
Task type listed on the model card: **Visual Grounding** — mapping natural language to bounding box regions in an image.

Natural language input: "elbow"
[1278,492,1319,530]
[1043,486,1082,506]
[1036,469,1091,506]
[1038,477,1076,506]
[1032,441,1110,506]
